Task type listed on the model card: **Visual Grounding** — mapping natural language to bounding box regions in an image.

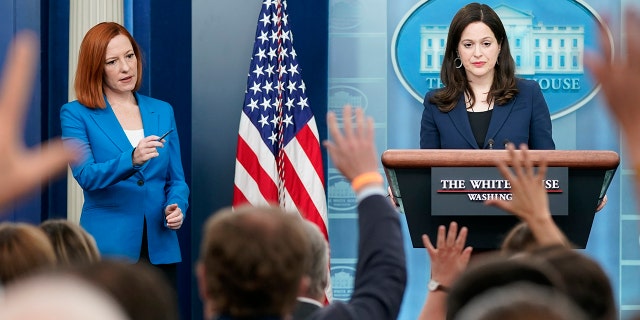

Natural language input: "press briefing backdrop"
[325,0,638,319]
[0,1,637,319]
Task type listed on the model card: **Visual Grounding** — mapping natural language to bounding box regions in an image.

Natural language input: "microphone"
[487,139,494,149]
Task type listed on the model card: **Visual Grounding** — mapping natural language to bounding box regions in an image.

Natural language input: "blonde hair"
[40,219,100,266]
[0,222,57,284]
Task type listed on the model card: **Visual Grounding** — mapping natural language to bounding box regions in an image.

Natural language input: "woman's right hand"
[132,136,164,166]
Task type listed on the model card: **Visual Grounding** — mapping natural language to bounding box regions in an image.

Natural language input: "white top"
[123,129,144,147]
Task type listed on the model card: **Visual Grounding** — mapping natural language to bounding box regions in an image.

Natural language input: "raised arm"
[418,221,472,320]
[0,32,78,207]
[485,143,568,247]
[316,105,406,319]
[585,9,640,194]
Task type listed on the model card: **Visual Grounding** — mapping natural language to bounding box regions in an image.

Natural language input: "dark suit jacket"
[420,78,555,150]
[292,300,322,320]
[310,193,407,320]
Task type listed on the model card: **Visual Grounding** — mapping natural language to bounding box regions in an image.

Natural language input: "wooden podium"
[382,149,619,249]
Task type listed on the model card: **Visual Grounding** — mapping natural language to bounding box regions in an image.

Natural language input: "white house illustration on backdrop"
[419,4,584,76]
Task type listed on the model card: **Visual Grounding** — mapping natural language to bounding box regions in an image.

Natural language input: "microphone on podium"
[487,139,495,149]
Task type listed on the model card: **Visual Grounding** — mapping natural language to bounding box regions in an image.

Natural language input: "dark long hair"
[430,3,518,112]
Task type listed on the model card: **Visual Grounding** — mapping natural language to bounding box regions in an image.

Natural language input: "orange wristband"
[351,172,383,192]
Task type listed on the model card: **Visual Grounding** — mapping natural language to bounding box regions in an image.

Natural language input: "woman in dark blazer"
[60,22,189,283]
[420,3,554,150]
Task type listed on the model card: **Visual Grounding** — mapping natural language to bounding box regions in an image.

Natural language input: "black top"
[468,110,493,148]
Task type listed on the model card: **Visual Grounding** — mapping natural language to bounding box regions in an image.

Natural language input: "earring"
[454,57,463,69]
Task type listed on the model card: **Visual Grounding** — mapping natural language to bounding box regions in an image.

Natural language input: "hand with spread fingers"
[323,105,380,184]
[0,32,78,208]
[586,9,640,198]
[485,143,567,246]
[585,9,640,153]
[424,222,473,289]
[418,222,472,320]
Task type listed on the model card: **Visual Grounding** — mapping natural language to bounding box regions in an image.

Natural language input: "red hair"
[74,22,143,109]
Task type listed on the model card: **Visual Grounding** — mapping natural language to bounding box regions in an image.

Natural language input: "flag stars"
[270,115,281,127]
[259,13,270,27]
[272,98,281,109]
[263,0,275,9]
[297,97,308,109]
[257,31,269,44]
[279,48,289,59]
[288,63,299,76]
[281,30,290,42]
[285,97,295,110]
[282,114,294,127]
[255,48,267,61]
[247,98,259,112]
[265,64,275,77]
[253,65,264,77]
[268,131,278,145]
[267,47,278,60]
[250,82,262,94]
[278,65,287,77]
[258,114,270,127]
[262,80,274,94]
[243,1,316,152]
[269,30,279,43]
[260,97,272,110]
[287,80,297,94]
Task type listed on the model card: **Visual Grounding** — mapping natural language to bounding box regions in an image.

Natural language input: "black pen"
[157,128,174,141]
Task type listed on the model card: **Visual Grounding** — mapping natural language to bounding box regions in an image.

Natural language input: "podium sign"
[431,167,568,216]
[382,149,618,249]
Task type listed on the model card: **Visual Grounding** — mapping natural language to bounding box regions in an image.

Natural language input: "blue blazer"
[60,93,189,264]
[420,79,555,150]
[312,194,406,319]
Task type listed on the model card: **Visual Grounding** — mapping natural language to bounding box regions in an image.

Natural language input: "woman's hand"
[165,204,184,230]
[132,136,164,166]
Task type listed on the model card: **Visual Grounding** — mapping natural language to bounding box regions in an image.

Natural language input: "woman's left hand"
[164,203,184,230]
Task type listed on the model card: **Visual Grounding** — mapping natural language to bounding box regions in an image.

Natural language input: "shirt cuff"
[356,185,386,203]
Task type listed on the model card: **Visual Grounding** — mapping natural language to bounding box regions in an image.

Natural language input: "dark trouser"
[138,219,178,291]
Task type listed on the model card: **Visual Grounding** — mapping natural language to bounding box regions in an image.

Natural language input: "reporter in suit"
[60,22,189,283]
[420,3,555,150]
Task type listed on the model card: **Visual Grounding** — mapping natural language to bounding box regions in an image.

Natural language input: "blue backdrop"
[0,0,638,319]
[325,0,638,319]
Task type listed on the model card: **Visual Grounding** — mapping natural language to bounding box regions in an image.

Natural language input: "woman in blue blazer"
[60,23,189,282]
[420,3,554,150]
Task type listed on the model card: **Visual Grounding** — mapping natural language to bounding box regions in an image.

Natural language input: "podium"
[382,149,619,249]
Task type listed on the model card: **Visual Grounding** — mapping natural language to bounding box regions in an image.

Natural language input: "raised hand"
[324,105,379,183]
[0,32,79,207]
[423,221,473,287]
[485,143,567,246]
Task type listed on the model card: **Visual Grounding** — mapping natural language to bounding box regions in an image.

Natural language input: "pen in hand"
[157,128,174,141]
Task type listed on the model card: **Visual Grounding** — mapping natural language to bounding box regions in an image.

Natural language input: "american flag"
[232,0,331,301]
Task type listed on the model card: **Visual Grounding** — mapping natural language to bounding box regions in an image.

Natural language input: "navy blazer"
[60,93,189,264]
[311,193,407,320]
[420,79,555,150]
